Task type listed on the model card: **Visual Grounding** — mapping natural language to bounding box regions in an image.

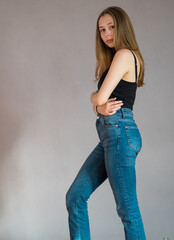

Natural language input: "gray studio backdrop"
[0,0,173,239]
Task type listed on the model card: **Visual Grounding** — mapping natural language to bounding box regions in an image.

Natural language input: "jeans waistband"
[97,108,133,119]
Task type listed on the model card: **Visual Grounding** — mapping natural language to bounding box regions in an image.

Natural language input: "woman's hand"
[97,97,123,116]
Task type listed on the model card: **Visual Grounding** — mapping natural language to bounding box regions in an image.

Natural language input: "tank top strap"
[130,50,138,83]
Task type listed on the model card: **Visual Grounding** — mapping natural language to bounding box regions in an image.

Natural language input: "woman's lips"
[107,39,113,43]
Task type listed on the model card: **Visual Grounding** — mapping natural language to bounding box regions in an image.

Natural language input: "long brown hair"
[95,6,145,87]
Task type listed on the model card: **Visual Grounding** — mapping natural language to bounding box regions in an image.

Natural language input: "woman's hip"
[95,108,142,158]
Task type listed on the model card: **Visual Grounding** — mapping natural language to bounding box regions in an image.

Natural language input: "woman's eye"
[99,26,114,32]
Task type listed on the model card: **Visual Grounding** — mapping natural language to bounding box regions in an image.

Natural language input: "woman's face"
[98,14,115,48]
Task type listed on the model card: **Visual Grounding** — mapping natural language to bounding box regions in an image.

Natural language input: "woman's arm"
[90,49,130,106]
[93,98,123,116]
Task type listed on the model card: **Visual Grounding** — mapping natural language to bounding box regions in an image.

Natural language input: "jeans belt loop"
[121,108,125,119]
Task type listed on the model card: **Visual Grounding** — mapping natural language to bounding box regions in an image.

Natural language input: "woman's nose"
[105,29,110,37]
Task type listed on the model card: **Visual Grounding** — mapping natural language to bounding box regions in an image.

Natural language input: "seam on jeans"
[119,168,139,239]
[75,160,105,240]
[117,126,139,239]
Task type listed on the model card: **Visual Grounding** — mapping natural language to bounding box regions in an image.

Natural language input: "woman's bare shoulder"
[114,48,133,58]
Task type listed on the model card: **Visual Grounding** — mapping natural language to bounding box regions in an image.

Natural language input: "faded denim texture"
[66,108,146,240]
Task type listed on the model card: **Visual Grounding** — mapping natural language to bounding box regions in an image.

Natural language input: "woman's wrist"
[96,105,99,114]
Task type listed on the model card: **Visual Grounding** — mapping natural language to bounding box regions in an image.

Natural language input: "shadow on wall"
[0,74,35,218]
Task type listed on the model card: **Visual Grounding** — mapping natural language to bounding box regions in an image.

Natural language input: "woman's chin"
[106,43,115,48]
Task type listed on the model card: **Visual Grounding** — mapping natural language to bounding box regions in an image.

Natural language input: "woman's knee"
[66,186,88,213]
[66,186,80,212]
[65,188,73,211]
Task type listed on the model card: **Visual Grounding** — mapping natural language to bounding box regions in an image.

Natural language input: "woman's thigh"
[66,142,108,202]
[101,119,142,214]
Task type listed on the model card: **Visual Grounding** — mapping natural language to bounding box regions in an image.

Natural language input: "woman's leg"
[102,123,146,240]
[65,142,107,240]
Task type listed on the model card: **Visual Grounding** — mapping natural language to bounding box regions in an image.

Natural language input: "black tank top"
[97,50,138,110]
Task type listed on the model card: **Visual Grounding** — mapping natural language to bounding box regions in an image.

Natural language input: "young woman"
[66,6,146,240]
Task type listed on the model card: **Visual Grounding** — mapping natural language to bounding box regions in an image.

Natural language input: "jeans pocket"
[103,118,118,128]
[125,125,142,154]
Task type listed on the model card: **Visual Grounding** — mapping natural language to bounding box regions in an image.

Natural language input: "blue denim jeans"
[66,108,146,240]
